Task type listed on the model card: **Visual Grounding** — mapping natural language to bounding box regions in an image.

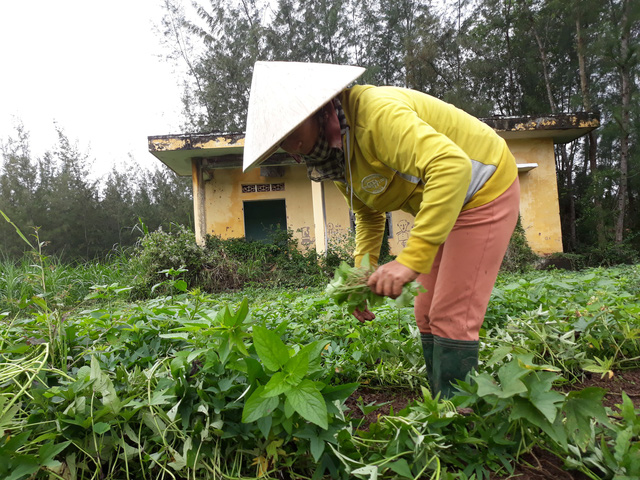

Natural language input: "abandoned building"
[148,112,599,257]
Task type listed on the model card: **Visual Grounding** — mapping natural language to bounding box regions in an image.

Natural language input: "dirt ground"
[344,368,640,479]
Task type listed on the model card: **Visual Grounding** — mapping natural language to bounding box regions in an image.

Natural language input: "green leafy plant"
[1,243,639,479]
[241,324,358,476]
[325,255,423,313]
[453,352,612,478]
[128,224,209,297]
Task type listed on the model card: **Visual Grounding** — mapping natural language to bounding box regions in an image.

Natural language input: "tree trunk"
[529,6,577,249]
[562,147,578,251]
[576,10,605,246]
[531,27,557,114]
[503,0,517,114]
[615,0,630,243]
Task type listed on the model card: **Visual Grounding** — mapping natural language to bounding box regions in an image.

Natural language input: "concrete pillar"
[191,159,207,246]
[311,181,327,255]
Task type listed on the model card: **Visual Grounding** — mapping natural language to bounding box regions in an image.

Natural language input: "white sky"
[0,0,186,178]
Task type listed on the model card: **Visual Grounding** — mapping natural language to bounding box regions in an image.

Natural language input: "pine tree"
[100,165,138,248]
[41,128,100,259]
[0,123,36,256]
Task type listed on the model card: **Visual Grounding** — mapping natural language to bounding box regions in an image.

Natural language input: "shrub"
[582,240,640,267]
[379,223,395,264]
[500,217,538,272]
[537,239,639,271]
[323,230,356,273]
[537,252,587,271]
[129,226,328,297]
[321,225,395,273]
[128,225,208,297]
[207,228,325,288]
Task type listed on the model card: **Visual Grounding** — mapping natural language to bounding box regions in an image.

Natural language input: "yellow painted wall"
[315,137,564,257]
[507,138,564,254]
[197,136,564,258]
[324,183,353,251]
[200,165,316,248]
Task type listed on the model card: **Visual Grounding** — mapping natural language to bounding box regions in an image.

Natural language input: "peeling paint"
[485,112,600,135]
[578,120,600,128]
[150,138,188,152]
[513,118,564,131]
[148,132,246,154]
[195,136,245,149]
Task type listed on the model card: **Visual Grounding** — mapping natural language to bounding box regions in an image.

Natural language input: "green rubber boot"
[432,336,479,399]
[420,333,434,389]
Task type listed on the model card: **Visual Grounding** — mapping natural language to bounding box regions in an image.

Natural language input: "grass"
[0,250,132,314]
[1,253,640,479]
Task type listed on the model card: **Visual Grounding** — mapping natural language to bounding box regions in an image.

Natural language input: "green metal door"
[243,199,287,242]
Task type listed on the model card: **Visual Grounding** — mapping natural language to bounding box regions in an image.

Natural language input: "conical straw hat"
[243,61,365,172]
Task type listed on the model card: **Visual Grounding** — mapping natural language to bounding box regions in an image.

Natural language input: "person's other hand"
[353,306,375,323]
[367,260,419,299]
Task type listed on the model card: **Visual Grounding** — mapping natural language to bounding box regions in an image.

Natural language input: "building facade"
[149,113,598,257]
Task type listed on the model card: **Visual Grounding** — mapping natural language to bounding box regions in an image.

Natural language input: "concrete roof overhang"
[148,112,600,177]
[481,112,600,142]
[147,132,297,177]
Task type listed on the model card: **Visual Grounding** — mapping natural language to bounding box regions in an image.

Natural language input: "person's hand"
[353,306,375,323]
[367,260,419,299]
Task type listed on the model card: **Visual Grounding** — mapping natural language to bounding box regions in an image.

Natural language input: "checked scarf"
[303,98,348,182]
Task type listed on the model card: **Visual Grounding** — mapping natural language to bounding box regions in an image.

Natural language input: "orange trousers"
[415,177,520,341]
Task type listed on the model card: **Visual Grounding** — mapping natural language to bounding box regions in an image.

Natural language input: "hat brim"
[242,62,365,172]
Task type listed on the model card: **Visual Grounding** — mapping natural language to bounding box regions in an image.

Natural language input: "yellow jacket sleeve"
[354,208,386,268]
[334,181,386,267]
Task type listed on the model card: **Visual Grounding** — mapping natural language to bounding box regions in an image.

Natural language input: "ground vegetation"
[1,235,639,478]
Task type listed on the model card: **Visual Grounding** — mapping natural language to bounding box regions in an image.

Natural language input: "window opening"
[242,183,285,194]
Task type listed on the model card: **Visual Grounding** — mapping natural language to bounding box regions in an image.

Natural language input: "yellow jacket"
[336,85,518,273]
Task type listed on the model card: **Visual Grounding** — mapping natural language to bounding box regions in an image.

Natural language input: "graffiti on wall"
[395,219,411,247]
[299,226,313,247]
[327,223,343,239]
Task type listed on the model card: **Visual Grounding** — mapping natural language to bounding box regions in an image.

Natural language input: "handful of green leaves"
[325,254,424,314]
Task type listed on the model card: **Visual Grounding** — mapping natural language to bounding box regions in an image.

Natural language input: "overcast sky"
[0,0,186,177]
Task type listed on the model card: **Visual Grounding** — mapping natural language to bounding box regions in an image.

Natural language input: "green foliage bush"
[323,230,356,273]
[323,226,395,273]
[582,239,640,267]
[500,217,538,273]
[539,239,639,271]
[206,229,326,289]
[379,224,395,264]
[129,225,209,297]
[538,252,587,271]
[129,226,328,297]
[130,216,543,298]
